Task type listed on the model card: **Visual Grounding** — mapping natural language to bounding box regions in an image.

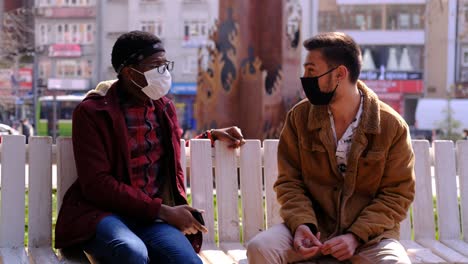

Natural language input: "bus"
[36,94,85,137]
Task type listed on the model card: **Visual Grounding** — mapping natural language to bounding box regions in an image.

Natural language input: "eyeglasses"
[139,61,175,74]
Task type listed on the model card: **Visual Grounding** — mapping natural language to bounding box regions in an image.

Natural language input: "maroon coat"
[55,81,202,252]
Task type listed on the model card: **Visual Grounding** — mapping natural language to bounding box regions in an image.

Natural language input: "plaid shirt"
[123,100,164,197]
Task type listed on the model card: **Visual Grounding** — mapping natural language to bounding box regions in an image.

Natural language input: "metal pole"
[13,55,20,121]
[52,90,57,141]
[32,52,38,128]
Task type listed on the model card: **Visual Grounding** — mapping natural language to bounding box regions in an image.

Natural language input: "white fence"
[0,136,467,263]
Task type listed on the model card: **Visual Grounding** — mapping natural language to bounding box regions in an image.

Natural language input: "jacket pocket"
[356,150,386,195]
[299,141,334,184]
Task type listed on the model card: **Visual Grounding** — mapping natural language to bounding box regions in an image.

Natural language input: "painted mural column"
[195,0,303,139]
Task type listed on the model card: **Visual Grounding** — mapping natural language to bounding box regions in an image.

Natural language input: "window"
[462,47,468,67]
[141,21,163,36]
[56,25,64,43]
[464,3,468,23]
[72,24,79,43]
[54,0,94,6]
[321,5,382,31]
[85,23,94,44]
[183,20,208,41]
[56,60,93,78]
[398,13,411,29]
[64,24,71,43]
[39,24,49,45]
[386,5,424,30]
[55,23,94,44]
[183,20,209,47]
[39,60,52,78]
[318,4,424,31]
[39,0,55,7]
[183,56,198,74]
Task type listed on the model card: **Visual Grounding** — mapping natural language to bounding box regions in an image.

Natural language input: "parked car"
[0,123,20,143]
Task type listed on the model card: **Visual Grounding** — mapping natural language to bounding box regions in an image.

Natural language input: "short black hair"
[111,30,163,73]
[303,32,362,83]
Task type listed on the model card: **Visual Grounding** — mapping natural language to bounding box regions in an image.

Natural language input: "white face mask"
[130,67,172,100]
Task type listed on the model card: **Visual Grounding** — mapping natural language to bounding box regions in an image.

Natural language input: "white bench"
[0,136,468,263]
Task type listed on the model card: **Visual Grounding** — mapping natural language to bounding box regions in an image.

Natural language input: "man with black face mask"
[247,32,415,263]
[54,31,246,264]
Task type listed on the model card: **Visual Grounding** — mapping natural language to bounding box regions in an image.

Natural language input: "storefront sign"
[170,83,197,95]
[41,7,95,18]
[363,80,423,94]
[18,68,33,89]
[374,92,403,114]
[360,71,423,81]
[49,44,82,57]
[48,78,89,91]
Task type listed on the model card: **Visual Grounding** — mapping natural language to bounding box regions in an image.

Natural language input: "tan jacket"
[274,81,415,247]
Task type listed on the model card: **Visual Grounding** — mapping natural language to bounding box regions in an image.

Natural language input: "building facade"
[299,0,426,126]
[34,0,98,93]
[99,0,218,132]
[455,0,468,99]
[0,0,35,125]
[311,0,426,127]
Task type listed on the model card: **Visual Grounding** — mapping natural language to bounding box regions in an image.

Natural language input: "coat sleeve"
[347,120,415,243]
[72,104,162,222]
[274,109,318,235]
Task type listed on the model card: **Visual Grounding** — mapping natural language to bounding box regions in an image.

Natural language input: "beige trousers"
[246,224,411,264]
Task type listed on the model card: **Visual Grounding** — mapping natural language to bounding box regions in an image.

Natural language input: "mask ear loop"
[129,67,147,90]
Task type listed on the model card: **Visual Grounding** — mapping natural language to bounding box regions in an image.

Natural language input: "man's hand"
[158,204,208,235]
[212,126,246,148]
[321,233,360,261]
[293,225,322,259]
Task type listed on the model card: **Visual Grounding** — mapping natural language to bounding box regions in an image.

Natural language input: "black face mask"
[300,67,338,105]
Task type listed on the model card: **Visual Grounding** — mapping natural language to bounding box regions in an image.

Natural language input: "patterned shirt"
[329,92,364,176]
[122,100,164,197]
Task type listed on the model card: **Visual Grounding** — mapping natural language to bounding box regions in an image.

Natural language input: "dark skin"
[118,51,246,235]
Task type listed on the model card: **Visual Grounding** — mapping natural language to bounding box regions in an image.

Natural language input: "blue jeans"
[82,215,202,264]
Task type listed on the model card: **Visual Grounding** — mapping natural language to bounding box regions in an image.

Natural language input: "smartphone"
[191,210,205,226]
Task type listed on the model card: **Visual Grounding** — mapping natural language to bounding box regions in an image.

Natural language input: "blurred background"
[0,0,466,142]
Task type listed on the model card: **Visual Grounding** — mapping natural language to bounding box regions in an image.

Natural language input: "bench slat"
[433,141,462,240]
[0,135,26,248]
[28,137,53,248]
[239,140,264,243]
[401,240,447,264]
[220,242,247,264]
[400,209,412,240]
[411,140,436,240]
[263,140,282,228]
[200,243,236,264]
[0,248,29,264]
[28,247,59,264]
[417,239,468,263]
[457,140,468,243]
[180,139,187,191]
[440,239,468,258]
[190,140,215,244]
[215,141,240,243]
[56,137,77,211]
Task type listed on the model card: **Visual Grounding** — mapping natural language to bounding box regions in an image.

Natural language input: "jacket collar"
[307,80,381,134]
[84,80,171,114]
